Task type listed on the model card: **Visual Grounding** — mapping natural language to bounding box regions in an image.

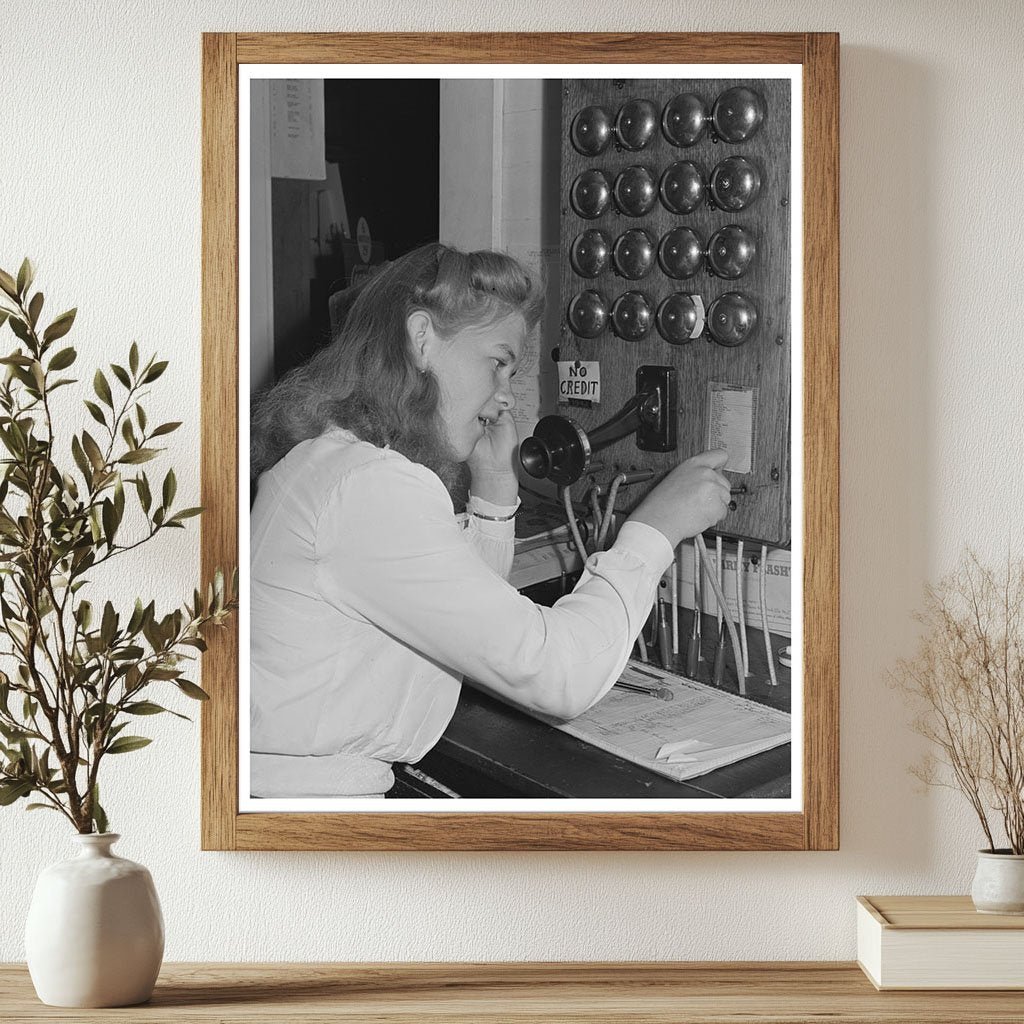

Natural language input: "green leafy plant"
[894,552,1024,854]
[0,259,236,833]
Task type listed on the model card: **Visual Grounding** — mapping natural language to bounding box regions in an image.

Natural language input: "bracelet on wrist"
[470,509,518,522]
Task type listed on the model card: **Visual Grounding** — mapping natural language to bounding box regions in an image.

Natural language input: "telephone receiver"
[519,366,676,486]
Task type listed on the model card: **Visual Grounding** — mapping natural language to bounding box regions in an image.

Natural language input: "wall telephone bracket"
[520,365,677,486]
[635,365,677,453]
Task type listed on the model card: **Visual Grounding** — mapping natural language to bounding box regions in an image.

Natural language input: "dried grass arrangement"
[894,552,1024,854]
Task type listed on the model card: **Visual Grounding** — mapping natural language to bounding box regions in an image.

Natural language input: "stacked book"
[857,895,1024,990]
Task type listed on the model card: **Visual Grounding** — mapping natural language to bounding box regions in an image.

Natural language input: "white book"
[857,895,1024,990]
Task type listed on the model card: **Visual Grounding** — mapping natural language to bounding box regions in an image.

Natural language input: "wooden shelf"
[2,962,1023,1022]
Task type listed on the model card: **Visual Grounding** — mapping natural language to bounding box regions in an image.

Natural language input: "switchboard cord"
[647,596,660,647]
[712,535,727,687]
[635,630,649,662]
[588,486,603,545]
[716,535,724,631]
[595,470,654,552]
[695,535,746,696]
[736,539,750,676]
[596,473,626,550]
[694,540,702,656]
[670,558,679,655]
[563,475,740,676]
[686,540,701,677]
[560,486,590,567]
[760,544,779,687]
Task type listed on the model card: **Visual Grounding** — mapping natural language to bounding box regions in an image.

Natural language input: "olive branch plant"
[893,551,1024,854]
[0,259,236,834]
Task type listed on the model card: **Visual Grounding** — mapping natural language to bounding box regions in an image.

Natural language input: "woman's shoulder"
[275,427,449,504]
[305,426,390,466]
[271,426,379,470]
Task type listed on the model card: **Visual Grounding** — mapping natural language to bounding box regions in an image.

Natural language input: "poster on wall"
[201,32,839,852]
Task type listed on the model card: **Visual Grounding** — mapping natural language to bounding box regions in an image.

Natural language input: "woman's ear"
[406,310,435,371]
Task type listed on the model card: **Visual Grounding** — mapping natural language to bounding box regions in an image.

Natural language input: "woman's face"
[412,310,527,461]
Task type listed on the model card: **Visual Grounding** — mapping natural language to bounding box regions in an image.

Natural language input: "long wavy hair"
[251,243,544,492]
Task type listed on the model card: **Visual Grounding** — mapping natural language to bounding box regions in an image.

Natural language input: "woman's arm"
[463,493,519,581]
[314,458,672,720]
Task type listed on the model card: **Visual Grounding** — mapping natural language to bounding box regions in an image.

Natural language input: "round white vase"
[971,849,1024,915]
[24,833,164,1007]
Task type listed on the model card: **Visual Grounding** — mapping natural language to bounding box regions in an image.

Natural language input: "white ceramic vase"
[971,849,1024,915]
[24,833,164,1007]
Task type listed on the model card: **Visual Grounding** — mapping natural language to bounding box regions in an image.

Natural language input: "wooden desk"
[407,612,792,800]
[2,962,1023,1022]
[414,684,791,799]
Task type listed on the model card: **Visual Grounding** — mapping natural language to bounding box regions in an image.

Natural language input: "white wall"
[2,1,1023,962]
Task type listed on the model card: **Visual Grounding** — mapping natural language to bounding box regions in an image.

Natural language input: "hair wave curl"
[251,243,544,492]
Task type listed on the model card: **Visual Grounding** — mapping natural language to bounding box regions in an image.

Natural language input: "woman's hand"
[628,449,731,548]
[467,410,520,506]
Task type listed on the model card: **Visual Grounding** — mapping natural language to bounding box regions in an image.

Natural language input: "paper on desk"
[659,737,790,765]
[541,661,790,783]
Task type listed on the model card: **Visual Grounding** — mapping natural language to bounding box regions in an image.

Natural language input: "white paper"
[707,383,755,475]
[270,80,326,180]
[540,661,790,783]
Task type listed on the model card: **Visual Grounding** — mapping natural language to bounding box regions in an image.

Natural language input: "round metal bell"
[706,225,757,279]
[610,291,653,341]
[707,292,759,347]
[613,166,657,217]
[567,290,609,338]
[615,99,658,150]
[661,92,708,147]
[612,230,656,280]
[711,86,766,143]
[659,161,704,215]
[658,227,704,279]
[709,156,762,211]
[656,294,701,345]
[570,230,612,278]
[570,105,614,156]
[570,169,612,219]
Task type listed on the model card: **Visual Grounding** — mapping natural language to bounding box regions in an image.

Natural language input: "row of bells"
[571,87,767,155]
[572,157,761,218]
[568,289,758,347]
[572,224,755,281]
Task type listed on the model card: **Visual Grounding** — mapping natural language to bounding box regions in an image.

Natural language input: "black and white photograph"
[241,66,802,812]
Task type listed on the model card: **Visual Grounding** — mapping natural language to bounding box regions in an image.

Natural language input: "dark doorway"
[271,79,440,380]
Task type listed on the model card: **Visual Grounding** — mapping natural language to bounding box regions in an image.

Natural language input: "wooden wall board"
[559,77,792,544]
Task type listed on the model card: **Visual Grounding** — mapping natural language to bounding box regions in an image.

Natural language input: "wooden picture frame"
[201,32,839,851]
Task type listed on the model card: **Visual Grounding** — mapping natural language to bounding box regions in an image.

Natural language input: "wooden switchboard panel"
[558,77,792,546]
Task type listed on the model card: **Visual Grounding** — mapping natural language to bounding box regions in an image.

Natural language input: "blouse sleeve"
[313,458,673,720]
[462,493,519,580]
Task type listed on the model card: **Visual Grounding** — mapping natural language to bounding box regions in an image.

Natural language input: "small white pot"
[971,849,1024,915]
[24,833,164,1007]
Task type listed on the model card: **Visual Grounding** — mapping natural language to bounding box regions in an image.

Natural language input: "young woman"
[249,243,729,798]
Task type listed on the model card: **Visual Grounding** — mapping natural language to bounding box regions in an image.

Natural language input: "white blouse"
[250,427,673,797]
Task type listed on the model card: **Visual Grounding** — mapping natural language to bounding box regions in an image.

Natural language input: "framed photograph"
[201,32,838,851]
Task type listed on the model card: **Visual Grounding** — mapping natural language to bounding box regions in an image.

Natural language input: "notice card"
[269,80,326,180]
[706,382,755,475]
[541,661,790,783]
